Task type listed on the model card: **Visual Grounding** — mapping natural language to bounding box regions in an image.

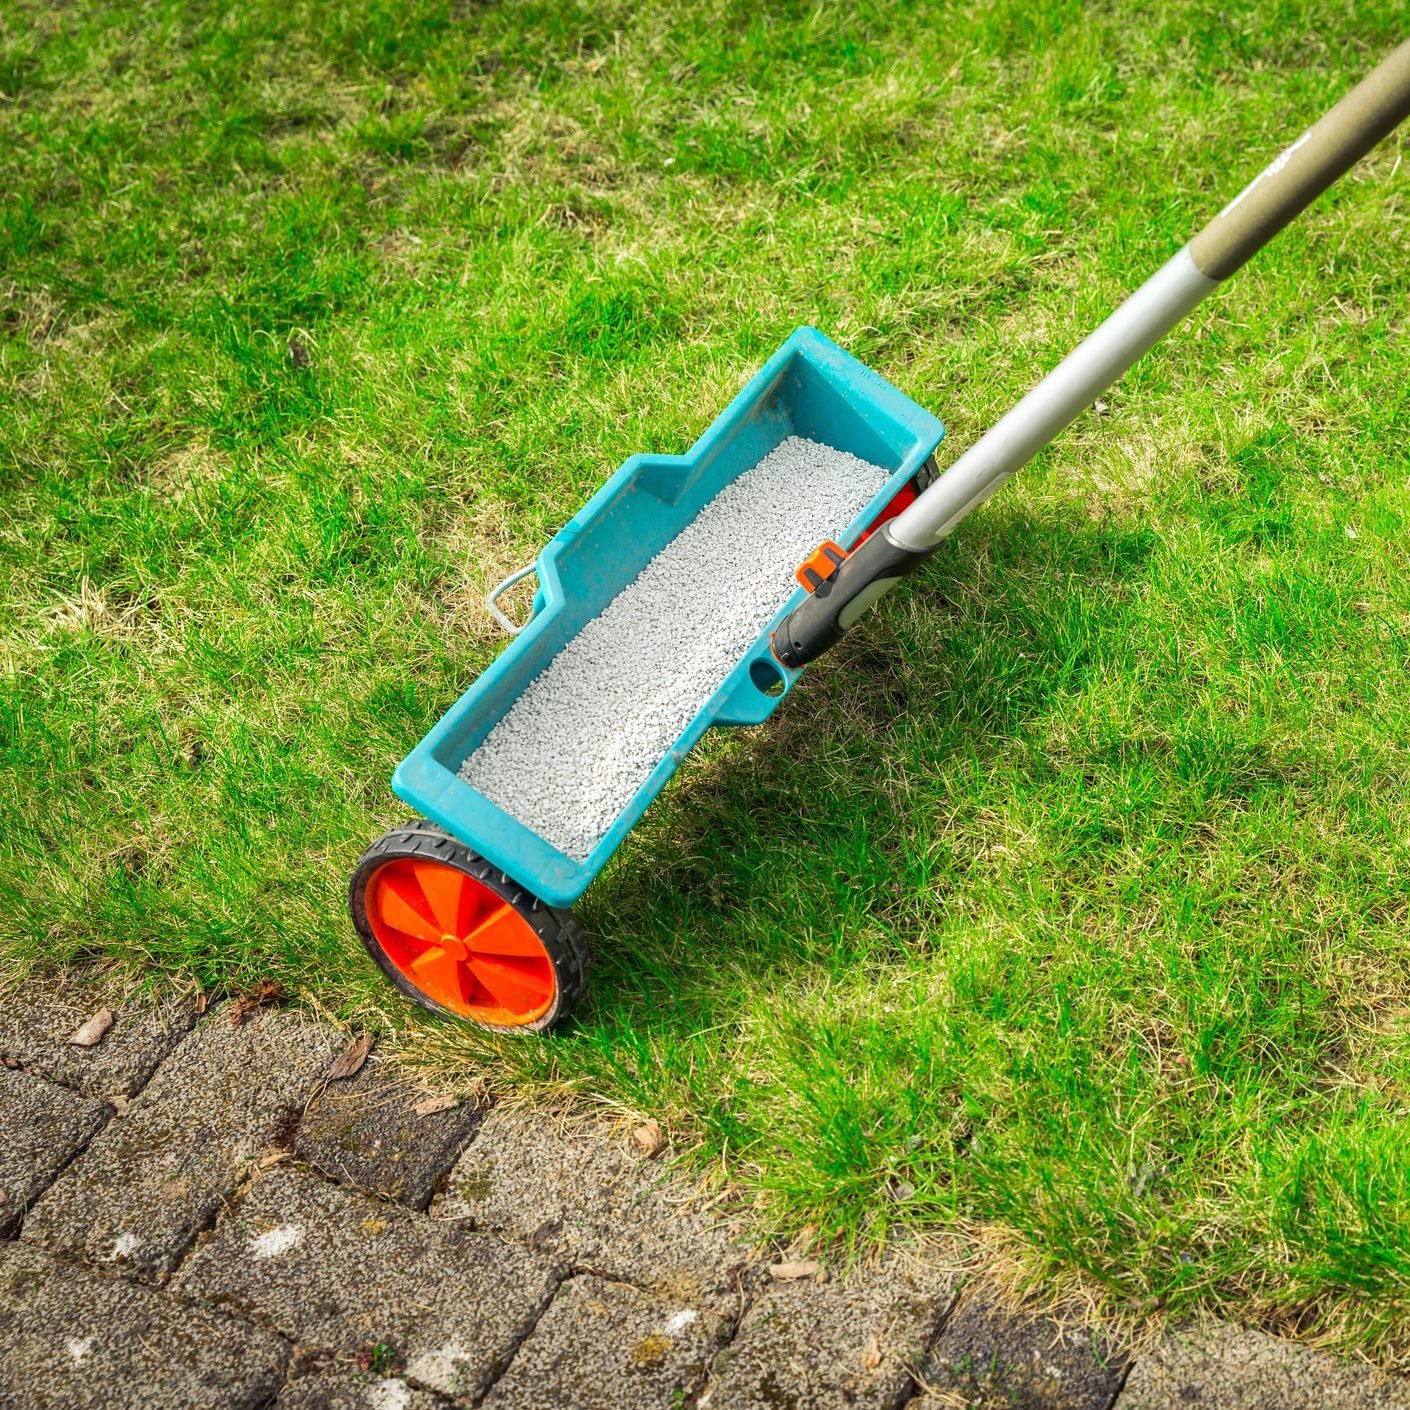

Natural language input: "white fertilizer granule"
[459,435,890,860]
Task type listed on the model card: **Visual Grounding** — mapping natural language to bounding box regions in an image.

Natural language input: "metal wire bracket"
[485,562,540,635]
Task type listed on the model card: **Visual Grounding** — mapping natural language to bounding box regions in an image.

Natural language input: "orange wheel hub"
[364,857,556,1026]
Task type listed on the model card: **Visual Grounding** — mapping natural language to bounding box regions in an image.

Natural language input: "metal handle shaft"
[772,38,1410,669]
[892,35,1410,554]
[1190,37,1410,280]
[888,246,1215,551]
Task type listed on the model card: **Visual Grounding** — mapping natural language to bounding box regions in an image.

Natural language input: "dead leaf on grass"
[631,1119,664,1157]
[328,1031,372,1081]
[194,990,208,1015]
[769,1260,824,1282]
[228,981,285,1027]
[67,1009,113,1047]
[413,1094,456,1117]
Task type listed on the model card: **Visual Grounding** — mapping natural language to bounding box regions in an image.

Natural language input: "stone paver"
[917,1290,1128,1408]
[0,1067,109,1237]
[0,984,196,1098]
[0,1241,287,1410]
[1114,1321,1410,1409]
[435,1107,759,1311]
[296,1053,485,1209]
[698,1246,959,1410]
[177,1166,561,1400]
[22,1007,338,1275]
[275,1366,439,1410]
[483,1274,731,1410]
[8,974,1410,1410]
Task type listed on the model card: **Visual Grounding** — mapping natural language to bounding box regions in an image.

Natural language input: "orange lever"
[795,541,847,593]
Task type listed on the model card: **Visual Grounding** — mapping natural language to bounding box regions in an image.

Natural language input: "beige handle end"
[1190,38,1410,280]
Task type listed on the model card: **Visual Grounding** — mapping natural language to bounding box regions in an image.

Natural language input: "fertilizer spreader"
[349,39,1410,1033]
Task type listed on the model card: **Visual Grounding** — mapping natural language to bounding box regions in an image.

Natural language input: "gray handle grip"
[1190,38,1410,279]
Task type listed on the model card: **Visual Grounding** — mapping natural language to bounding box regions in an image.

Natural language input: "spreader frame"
[391,327,943,907]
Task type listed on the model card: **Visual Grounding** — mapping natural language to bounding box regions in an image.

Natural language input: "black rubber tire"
[348,819,588,1034]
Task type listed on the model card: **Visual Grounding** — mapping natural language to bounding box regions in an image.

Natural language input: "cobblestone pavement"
[3,982,1410,1409]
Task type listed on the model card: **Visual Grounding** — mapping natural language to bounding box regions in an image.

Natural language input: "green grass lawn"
[4,0,1409,1360]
